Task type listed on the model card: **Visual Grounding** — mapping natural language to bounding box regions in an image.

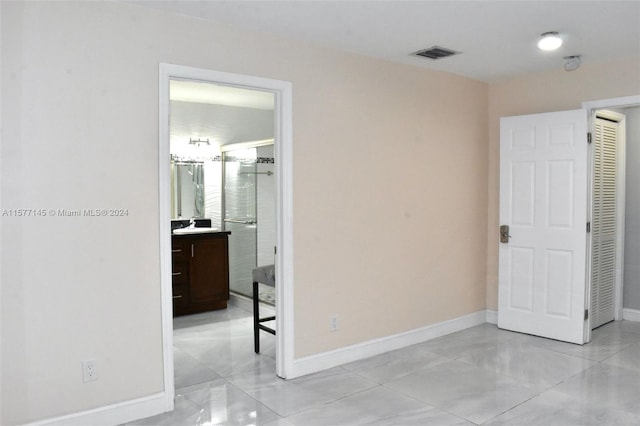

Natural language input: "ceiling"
[170,80,274,109]
[125,0,640,82]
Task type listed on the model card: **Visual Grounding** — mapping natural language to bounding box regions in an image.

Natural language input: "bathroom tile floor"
[129,307,640,425]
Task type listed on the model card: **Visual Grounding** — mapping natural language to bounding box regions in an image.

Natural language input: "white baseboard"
[288,310,488,378]
[486,309,498,324]
[623,308,640,322]
[28,309,494,424]
[26,392,171,426]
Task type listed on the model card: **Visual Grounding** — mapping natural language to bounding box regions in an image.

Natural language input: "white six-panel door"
[499,109,588,344]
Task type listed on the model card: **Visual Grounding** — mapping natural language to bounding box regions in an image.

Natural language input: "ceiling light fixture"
[563,55,581,71]
[537,32,563,51]
[189,137,211,146]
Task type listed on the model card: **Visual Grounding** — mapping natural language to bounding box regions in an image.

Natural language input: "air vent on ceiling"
[412,46,460,60]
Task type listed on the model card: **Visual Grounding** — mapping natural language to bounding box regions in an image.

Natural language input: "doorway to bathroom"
[159,64,294,407]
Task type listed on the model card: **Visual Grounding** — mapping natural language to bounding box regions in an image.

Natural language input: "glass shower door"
[222,148,257,298]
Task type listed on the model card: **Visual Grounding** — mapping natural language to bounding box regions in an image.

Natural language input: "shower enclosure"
[222,143,275,299]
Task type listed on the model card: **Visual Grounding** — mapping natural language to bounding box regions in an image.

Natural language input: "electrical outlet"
[330,315,339,332]
[82,359,98,383]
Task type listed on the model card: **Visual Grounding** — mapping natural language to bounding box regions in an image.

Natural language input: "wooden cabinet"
[171,232,230,316]
[171,238,189,313]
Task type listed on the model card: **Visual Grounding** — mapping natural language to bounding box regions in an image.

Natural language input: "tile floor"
[129,306,640,425]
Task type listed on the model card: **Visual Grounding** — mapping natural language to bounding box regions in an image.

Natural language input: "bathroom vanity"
[171,229,231,316]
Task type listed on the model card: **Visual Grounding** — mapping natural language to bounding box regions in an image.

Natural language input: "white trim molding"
[29,309,495,424]
[158,63,176,416]
[582,95,640,111]
[288,310,488,379]
[623,308,640,322]
[25,393,168,426]
[486,309,498,324]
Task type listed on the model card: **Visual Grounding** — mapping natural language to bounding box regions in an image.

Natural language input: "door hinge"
[274,246,277,255]
[587,222,591,233]
[587,132,592,144]
[584,309,589,320]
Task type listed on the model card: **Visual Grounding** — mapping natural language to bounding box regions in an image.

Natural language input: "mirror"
[171,161,205,219]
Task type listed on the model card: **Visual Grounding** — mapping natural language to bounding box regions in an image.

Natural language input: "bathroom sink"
[173,227,219,235]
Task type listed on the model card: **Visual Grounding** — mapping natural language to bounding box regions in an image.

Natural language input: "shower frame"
[221,139,275,298]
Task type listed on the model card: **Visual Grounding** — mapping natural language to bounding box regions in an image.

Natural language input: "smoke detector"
[564,55,581,71]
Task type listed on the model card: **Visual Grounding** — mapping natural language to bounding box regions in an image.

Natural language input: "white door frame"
[158,64,294,409]
[582,95,640,342]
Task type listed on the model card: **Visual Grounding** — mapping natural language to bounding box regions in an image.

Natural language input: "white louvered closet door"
[590,117,618,329]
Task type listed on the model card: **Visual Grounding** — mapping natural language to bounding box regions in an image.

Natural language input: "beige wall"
[292,40,489,355]
[1,1,488,424]
[486,57,640,310]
